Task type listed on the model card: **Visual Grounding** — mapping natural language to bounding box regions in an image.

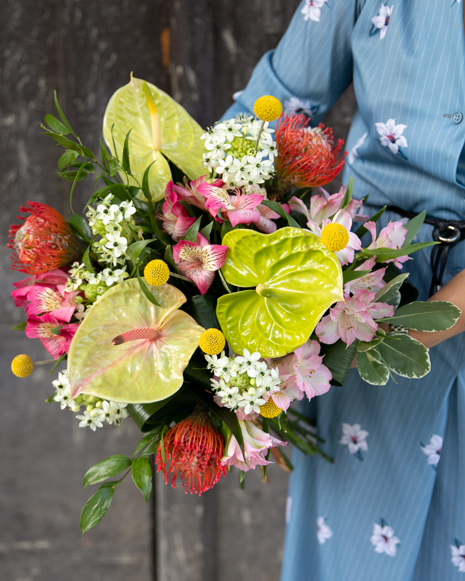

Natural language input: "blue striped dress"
[224,1,465,578]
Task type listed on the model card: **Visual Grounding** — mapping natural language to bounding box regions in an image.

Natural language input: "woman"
[224,1,465,579]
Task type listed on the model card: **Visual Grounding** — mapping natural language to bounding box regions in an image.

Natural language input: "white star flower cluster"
[65,261,129,304]
[201,116,277,189]
[86,194,137,267]
[205,348,281,415]
[51,370,129,431]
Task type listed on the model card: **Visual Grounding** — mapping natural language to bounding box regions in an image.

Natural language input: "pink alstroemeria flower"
[365,220,409,268]
[173,233,228,295]
[221,420,286,472]
[316,289,394,346]
[171,176,225,212]
[26,313,79,359]
[159,184,196,241]
[203,186,264,227]
[254,204,280,233]
[307,209,362,266]
[11,269,69,307]
[280,341,332,400]
[289,188,344,226]
[25,284,80,323]
[344,258,386,294]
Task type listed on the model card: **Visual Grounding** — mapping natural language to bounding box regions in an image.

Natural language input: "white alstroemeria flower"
[317,517,333,545]
[102,401,128,425]
[451,544,465,572]
[301,0,327,22]
[235,349,263,374]
[105,233,128,258]
[52,370,69,391]
[375,119,408,156]
[371,523,400,557]
[54,386,72,410]
[101,267,128,286]
[260,369,282,393]
[97,203,123,225]
[372,5,394,40]
[119,200,136,221]
[76,410,104,431]
[421,434,443,466]
[238,389,266,415]
[339,423,369,454]
[217,385,241,409]
[284,96,314,117]
[348,132,368,165]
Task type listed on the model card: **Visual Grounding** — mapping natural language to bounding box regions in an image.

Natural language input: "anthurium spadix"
[216,227,344,358]
[103,75,205,202]
[67,279,204,403]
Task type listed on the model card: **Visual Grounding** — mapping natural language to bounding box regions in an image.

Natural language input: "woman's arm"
[409,269,465,349]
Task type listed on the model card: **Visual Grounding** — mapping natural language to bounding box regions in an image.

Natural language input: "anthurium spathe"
[103,75,205,202]
[67,279,205,403]
[216,227,344,358]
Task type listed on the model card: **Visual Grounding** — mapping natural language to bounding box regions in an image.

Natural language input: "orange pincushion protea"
[8,202,82,274]
[275,114,346,192]
[156,404,227,496]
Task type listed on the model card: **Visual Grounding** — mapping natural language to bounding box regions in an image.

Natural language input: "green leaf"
[356,348,390,385]
[103,75,205,202]
[343,270,369,285]
[131,457,152,504]
[54,90,77,137]
[69,164,89,213]
[221,220,233,239]
[403,210,426,247]
[50,325,63,336]
[141,161,156,201]
[200,221,214,242]
[183,294,219,329]
[374,273,408,303]
[356,336,384,352]
[143,440,159,456]
[363,240,438,262]
[262,200,300,228]
[341,176,353,208]
[126,239,154,264]
[57,169,88,182]
[12,322,27,331]
[377,333,430,378]
[122,129,133,174]
[377,300,461,332]
[355,206,387,238]
[164,245,178,271]
[58,150,79,170]
[217,228,343,357]
[183,216,202,242]
[68,214,92,243]
[42,131,95,159]
[80,480,121,533]
[134,430,161,455]
[128,398,177,431]
[100,139,110,171]
[83,455,132,488]
[136,268,161,306]
[82,245,95,274]
[319,340,358,386]
[68,279,204,403]
[49,353,67,375]
[45,393,57,403]
[45,113,70,135]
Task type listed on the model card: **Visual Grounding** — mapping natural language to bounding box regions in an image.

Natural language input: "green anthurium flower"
[103,74,205,202]
[216,227,344,358]
[68,279,205,403]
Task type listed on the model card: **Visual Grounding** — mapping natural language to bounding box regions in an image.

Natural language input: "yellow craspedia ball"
[253,95,283,122]
[320,223,349,252]
[259,398,282,419]
[199,328,226,355]
[144,260,169,286]
[11,354,34,378]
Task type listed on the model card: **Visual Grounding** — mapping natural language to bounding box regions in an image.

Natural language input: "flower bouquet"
[9,76,460,533]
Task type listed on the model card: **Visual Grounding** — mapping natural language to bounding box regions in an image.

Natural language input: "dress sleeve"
[223,0,365,124]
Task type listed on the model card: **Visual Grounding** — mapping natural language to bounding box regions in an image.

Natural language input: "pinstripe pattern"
[224,1,465,578]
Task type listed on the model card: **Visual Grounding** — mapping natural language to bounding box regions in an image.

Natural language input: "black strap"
[386,206,465,296]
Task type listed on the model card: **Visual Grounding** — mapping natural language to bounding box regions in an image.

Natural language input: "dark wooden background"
[0,1,355,579]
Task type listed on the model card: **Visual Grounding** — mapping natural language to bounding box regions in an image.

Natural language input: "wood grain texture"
[0,1,355,580]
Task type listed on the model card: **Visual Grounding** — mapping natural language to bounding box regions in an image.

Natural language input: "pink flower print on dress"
[451,540,465,573]
[301,0,328,22]
[317,517,333,545]
[375,119,408,159]
[339,422,369,460]
[316,289,394,346]
[371,520,400,557]
[421,434,443,468]
[370,5,394,40]
[173,233,228,295]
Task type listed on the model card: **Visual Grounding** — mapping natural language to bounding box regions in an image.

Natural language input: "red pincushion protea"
[8,202,82,274]
[156,405,227,496]
[274,114,346,194]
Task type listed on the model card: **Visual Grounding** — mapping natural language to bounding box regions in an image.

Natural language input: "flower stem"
[254,120,265,154]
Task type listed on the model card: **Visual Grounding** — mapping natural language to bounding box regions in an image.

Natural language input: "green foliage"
[356,349,390,385]
[83,455,132,488]
[377,300,461,332]
[131,457,153,504]
[377,333,430,378]
[80,480,122,534]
